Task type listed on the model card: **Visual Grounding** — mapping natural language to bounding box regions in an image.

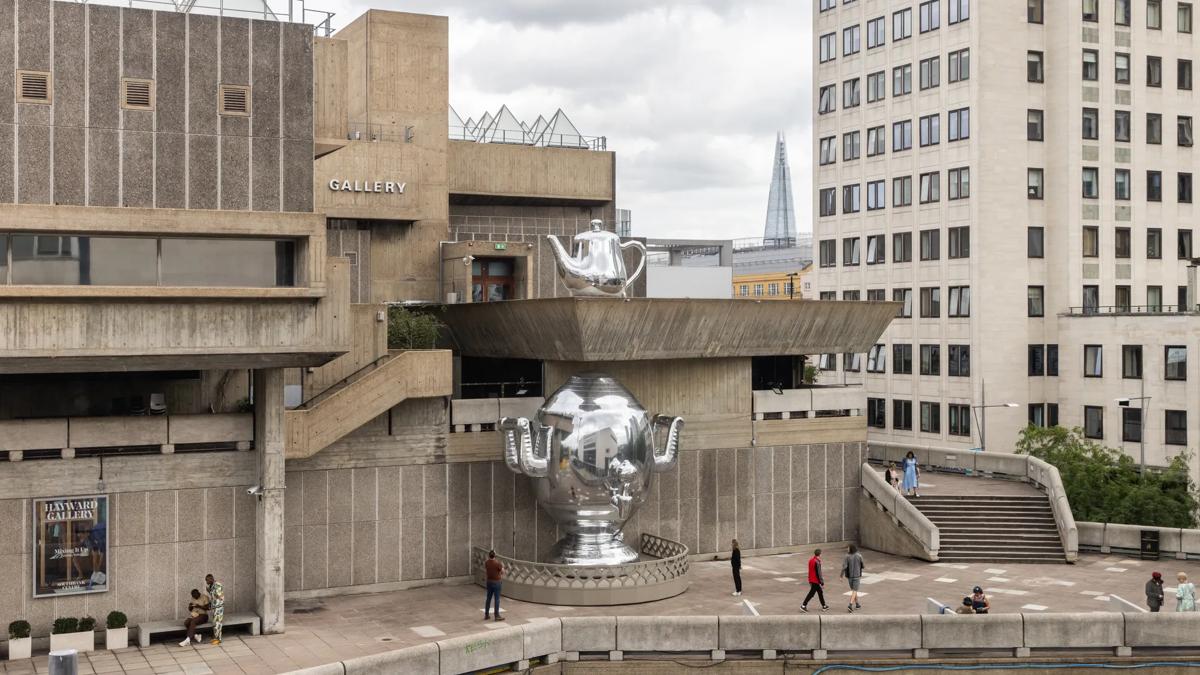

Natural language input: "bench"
[137,613,260,647]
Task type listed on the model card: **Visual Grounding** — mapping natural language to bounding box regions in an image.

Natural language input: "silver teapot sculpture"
[547,219,647,297]
[499,374,682,565]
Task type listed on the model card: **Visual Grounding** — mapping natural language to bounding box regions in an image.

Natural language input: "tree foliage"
[1015,424,1199,528]
[387,306,445,350]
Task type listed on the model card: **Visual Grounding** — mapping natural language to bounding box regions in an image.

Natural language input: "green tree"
[387,306,445,350]
[1015,424,1198,527]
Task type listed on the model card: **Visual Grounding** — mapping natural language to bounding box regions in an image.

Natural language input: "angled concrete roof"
[441,297,898,361]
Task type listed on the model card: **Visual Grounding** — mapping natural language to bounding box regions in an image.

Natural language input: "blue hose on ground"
[813,663,1200,675]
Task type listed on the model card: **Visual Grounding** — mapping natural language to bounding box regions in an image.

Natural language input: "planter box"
[105,627,128,650]
[7,637,31,660]
[50,630,94,654]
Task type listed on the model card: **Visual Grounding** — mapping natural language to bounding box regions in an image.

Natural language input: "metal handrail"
[295,353,391,410]
[449,126,607,151]
[1063,304,1197,316]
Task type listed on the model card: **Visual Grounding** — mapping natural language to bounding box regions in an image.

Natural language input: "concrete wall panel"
[220,134,250,210]
[187,14,218,135]
[188,134,218,209]
[16,0,50,72]
[122,130,154,207]
[52,125,85,205]
[52,2,85,128]
[16,124,49,203]
[87,5,120,131]
[251,19,280,139]
[154,11,186,134]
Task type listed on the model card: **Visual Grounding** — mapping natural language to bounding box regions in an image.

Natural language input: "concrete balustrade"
[860,463,939,560]
[718,615,819,659]
[752,386,864,419]
[0,413,255,457]
[615,615,719,657]
[819,614,923,654]
[1080,521,1199,559]
[1024,612,1125,651]
[561,616,615,660]
[436,626,525,675]
[923,614,1025,656]
[343,643,439,674]
[450,397,544,431]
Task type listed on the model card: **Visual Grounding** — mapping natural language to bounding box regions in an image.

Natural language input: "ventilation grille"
[16,70,51,104]
[219,84,251,116]
[121,78,154,110]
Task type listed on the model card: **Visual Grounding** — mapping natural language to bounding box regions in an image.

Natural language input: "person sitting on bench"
[179,588,210,646]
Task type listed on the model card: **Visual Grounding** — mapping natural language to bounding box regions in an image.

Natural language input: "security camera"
[247,485,263,496]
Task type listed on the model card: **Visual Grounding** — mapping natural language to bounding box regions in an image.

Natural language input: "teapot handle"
[619,239,647,295]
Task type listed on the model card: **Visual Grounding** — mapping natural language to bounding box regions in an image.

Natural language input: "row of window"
[817,60,969,115]
[736,281,795,297]
[1031,109,1194,147]
[818,169,969,217]
[866,399,973,436]
[1024,168,1194,201]
[832,343,972,376]
[818,285,968,320]
[1027,0,1194,33]
[1029,283,1196,316]
[1079,226,1194,259]
[819,228,969,268]
[818,1,969,63]
[1084,406,1188,444]
[1076,344,1189,378]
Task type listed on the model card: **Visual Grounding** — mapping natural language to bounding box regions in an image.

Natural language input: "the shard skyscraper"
[763,132,797,247]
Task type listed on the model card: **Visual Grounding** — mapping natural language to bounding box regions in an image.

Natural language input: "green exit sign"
[494,243,507,251]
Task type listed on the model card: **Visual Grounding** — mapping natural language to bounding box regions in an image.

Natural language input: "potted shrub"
[7,620,31,660]
[50,616,94,654]
[104,612,128,650]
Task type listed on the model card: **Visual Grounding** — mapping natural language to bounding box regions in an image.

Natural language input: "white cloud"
[315,0,811,241]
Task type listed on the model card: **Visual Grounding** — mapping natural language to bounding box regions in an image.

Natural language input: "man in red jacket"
[800,548,829,612]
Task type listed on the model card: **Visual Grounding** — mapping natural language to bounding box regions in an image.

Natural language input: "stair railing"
[860,463,939,560]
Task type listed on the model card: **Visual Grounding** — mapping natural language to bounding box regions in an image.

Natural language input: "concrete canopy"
[441,297,899,362]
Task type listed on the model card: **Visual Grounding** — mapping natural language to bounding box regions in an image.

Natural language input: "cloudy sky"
[315,0,812,240]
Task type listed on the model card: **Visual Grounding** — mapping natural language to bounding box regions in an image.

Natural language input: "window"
[949,404,970,436]
[1082,108,1100,140]
[218,84,250,116]
[754,283,764,297]
[1148,171,1163,201]
[948,108,969,141]
[893,400,913,430]
[1148,113,1163,144]
[867,288,886,302]
[1083,226,1100,257]
[893,119,913,151]
[1083,0,1098,21]
[843,352,862,371]
[767,283,778,296]
[820,0,835,9]
[1028,227,1044,258]
[1181,229,1194,259]
[819,33,836,63]
[1181,59,1194,90]
[1028,345,1045,376]
[1123,408,1143,442]
[819,188,836,216]
[1121,344,1144,379]
[867,398,886,428]
[920,229,940,260]
[1180,173,1193,203]
[1084,406,1104,439]
[1048,344,1059,375]
[843,78,861,108]
[920,114,940,146]
[818,85,836,114]
[1115,110,1131,142]
[1083,285,1100,313]
[1148,56,1163,87]
[1166,410,1188,445]
[894,8,913,40]
[843,25,861,56]
[890,176,915,209]
[920,286,941,317]
[867,71,886,103]
[842,237,861,266]
[948,226,969,258]
[1116,227,1132,258]
[1148,285,1163,310]
[1166,345,1188,380]
[843,131,861,160]
[1028,169,1044,199]
[920,56,941,90]
[948,286,970,317]
[1179,116,1193,147]
[948,167,970,200]
[867,345,887,373]
[819,291,836,301]
[1027,109,1044,141]
[1183,3,1194,33]
[868,17,886,48]
[842,184,861,213]
[1028,0,1044,23]
[1028,285,1045,317]
[1083,50,1099,81]
[1115,0,1132,24]
[893,288,913,317]
[1028,51,1044,83]
[1115,53,1131,84]
[739,285,748,297]
[867,181,885,211]
[893,343,913,373]
[948,345,970,376]
[1149,0,1163,27]
[919,172,940,203]
[893,64,912,95]
[1030,404,1046,427]
[866,234,885,263]
[867,126,886,156]
[920,345,940,376]
[893,232,913,262]
[949,48,969,82]
[819,353,836,371]
[1084,345,1103,377]
[1048,404,1059,427]
[819,137,836,165]
[819,239,836,267]
[948,0,967,23]
[920,0,940,32]
[920,402,941,433]
[1115,169,1131,200]
[1082,167,1100,199]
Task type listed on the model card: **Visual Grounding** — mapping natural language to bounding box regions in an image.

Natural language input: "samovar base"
[547,532,639,565]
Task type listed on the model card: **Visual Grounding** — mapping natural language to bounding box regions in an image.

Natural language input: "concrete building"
[813,0,1200,475]
[734,262,813,300]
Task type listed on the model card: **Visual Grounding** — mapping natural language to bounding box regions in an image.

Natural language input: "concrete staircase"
[909,494,1068,564]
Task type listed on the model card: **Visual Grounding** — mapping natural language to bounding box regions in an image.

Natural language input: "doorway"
[472,257,515,302]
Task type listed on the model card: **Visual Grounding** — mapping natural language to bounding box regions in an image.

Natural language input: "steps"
[910,494,1068,564]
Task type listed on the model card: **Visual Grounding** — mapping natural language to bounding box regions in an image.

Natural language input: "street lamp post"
[970,381,1020,452]
[786,272,798,300]
[1117,378,1151,475]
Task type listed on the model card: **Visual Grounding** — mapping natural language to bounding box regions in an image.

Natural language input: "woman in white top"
[1177,572,1196,612]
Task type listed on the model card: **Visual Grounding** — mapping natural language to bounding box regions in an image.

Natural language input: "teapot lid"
[573,219,619,243]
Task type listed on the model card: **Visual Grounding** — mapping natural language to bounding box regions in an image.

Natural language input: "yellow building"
[733,262,812,300]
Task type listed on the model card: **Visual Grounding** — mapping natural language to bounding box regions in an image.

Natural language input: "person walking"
[483,550,506,621]
[1147,572,1165,612]
[840,544,865,612]
[1177,572,1196,612]
[730,539,743,596]
[800,548,829,612]
[204,574,224,645]
[901,451,920,497]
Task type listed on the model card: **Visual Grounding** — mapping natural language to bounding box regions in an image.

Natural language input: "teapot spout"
[650,415,683,472]
[547,234,588,284]
[499,417,550,478]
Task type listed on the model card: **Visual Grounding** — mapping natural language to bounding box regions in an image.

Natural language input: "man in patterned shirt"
[205,574,225,645]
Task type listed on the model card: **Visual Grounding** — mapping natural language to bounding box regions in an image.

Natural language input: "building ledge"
[0,285,326,300]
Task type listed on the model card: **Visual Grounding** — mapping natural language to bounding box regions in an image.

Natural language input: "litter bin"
[1141,529,1161,560]
[48,649,78,675]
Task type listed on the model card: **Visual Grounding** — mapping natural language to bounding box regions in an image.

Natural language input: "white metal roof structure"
[449,106,606,151]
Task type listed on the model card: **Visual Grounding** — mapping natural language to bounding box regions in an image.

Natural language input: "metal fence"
[449,126,607,151]
[1063,304,1198,315]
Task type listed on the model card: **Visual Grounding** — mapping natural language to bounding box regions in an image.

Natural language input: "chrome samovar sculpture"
[500,375,682,565]
[546,219,646,297]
